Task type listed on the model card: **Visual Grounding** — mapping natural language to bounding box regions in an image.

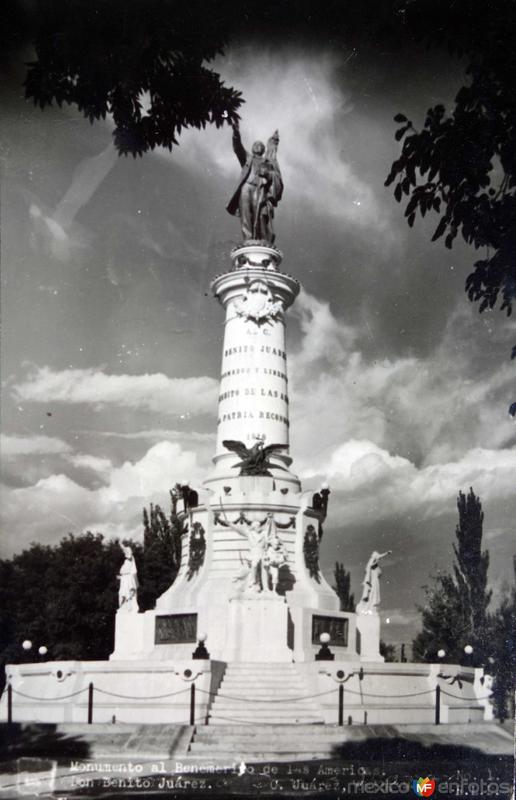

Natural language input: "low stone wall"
[297,661,490,725]
[1,660,224,726]
[1,659,491,727]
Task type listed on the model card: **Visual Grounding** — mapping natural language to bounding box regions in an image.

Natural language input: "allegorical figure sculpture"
[263,531,287,593]
[118,545,139,613]
[226,121,283,244]
[220,505,285,594]
[356,550,392,614]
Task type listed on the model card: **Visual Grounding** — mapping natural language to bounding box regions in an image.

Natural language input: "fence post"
[7,684,12,724]
[338,684,344,726]
[434,683,441,726]
[190,683,196,726]
[87,682,94,724]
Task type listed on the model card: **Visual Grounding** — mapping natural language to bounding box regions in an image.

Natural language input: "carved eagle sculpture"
[222,439,288,476]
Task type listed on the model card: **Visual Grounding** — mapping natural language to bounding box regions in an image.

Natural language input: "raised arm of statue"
[376,551,392,562]
[228,521,248,539]
[220,502,247,538]
[232,123,247,167]
[266,130,279,162]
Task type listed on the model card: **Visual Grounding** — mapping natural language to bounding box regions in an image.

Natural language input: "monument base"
[355,612,384,663]
[1,660,490,726]
[225,596,292,662]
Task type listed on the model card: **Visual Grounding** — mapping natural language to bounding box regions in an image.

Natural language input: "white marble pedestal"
[355,612,384,662]
[225,596,292,662]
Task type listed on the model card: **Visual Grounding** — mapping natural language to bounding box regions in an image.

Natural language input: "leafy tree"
[386,0,516,370]
[453,489,491,631]
[138,491,185,611]
[333,562,355,612]
[487,588,516,722]
[380,640,397,662]
[413,488,491,665]
[21,0,243,155]
[412,572,469,664]
[1,1,430,157]
[0,533,141,691]
[412,487,516,720]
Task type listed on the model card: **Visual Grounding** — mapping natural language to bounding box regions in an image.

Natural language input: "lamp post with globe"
[315,632,334,661]
[21,640,48,661]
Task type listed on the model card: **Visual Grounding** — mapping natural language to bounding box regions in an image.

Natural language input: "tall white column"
[207,245,300,484]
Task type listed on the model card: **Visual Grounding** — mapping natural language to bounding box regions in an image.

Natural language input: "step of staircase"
[193,731,351,744]
[220,681,307,698]
[221,663,298,669]
[190,740,341,754]
[208,715,323,725]
[185,750,337,763]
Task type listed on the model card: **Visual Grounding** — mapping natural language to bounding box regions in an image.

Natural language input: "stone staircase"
[187,721,514,763]
[189,723,345,761]
[205,663,324,725]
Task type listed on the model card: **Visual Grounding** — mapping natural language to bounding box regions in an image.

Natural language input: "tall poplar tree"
[138,491,185,611]
[333,562,355,612]
[413,488,491,665]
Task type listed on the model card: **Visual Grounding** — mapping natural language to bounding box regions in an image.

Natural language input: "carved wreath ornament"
[304,524,321,582]
[233,280,283,325]
[187,522,206,580]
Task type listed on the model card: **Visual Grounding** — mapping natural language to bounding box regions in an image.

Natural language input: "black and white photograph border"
[0,1,514,798]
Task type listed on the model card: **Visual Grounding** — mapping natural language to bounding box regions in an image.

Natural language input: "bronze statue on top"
[226,121,283,245]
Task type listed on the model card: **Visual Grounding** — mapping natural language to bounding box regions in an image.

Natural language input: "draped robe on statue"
[227,128,283,244]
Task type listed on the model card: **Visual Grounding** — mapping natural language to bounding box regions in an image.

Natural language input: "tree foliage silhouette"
[333,562,355,612]
[386,0,516,325]
[412,487,514,718]
[0,533,141,690]
[488,588,516,721]
[22,0,243,156]
[138,491,185,611]
[413,489,491,666]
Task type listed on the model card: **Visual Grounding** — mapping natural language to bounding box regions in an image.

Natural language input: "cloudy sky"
[1,36,515,647]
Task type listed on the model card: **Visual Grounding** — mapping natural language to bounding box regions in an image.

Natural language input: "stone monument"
[2,124,490,728]
[107,123,353,665]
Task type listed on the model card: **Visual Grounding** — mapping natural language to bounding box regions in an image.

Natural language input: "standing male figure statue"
[226,121,283,244]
